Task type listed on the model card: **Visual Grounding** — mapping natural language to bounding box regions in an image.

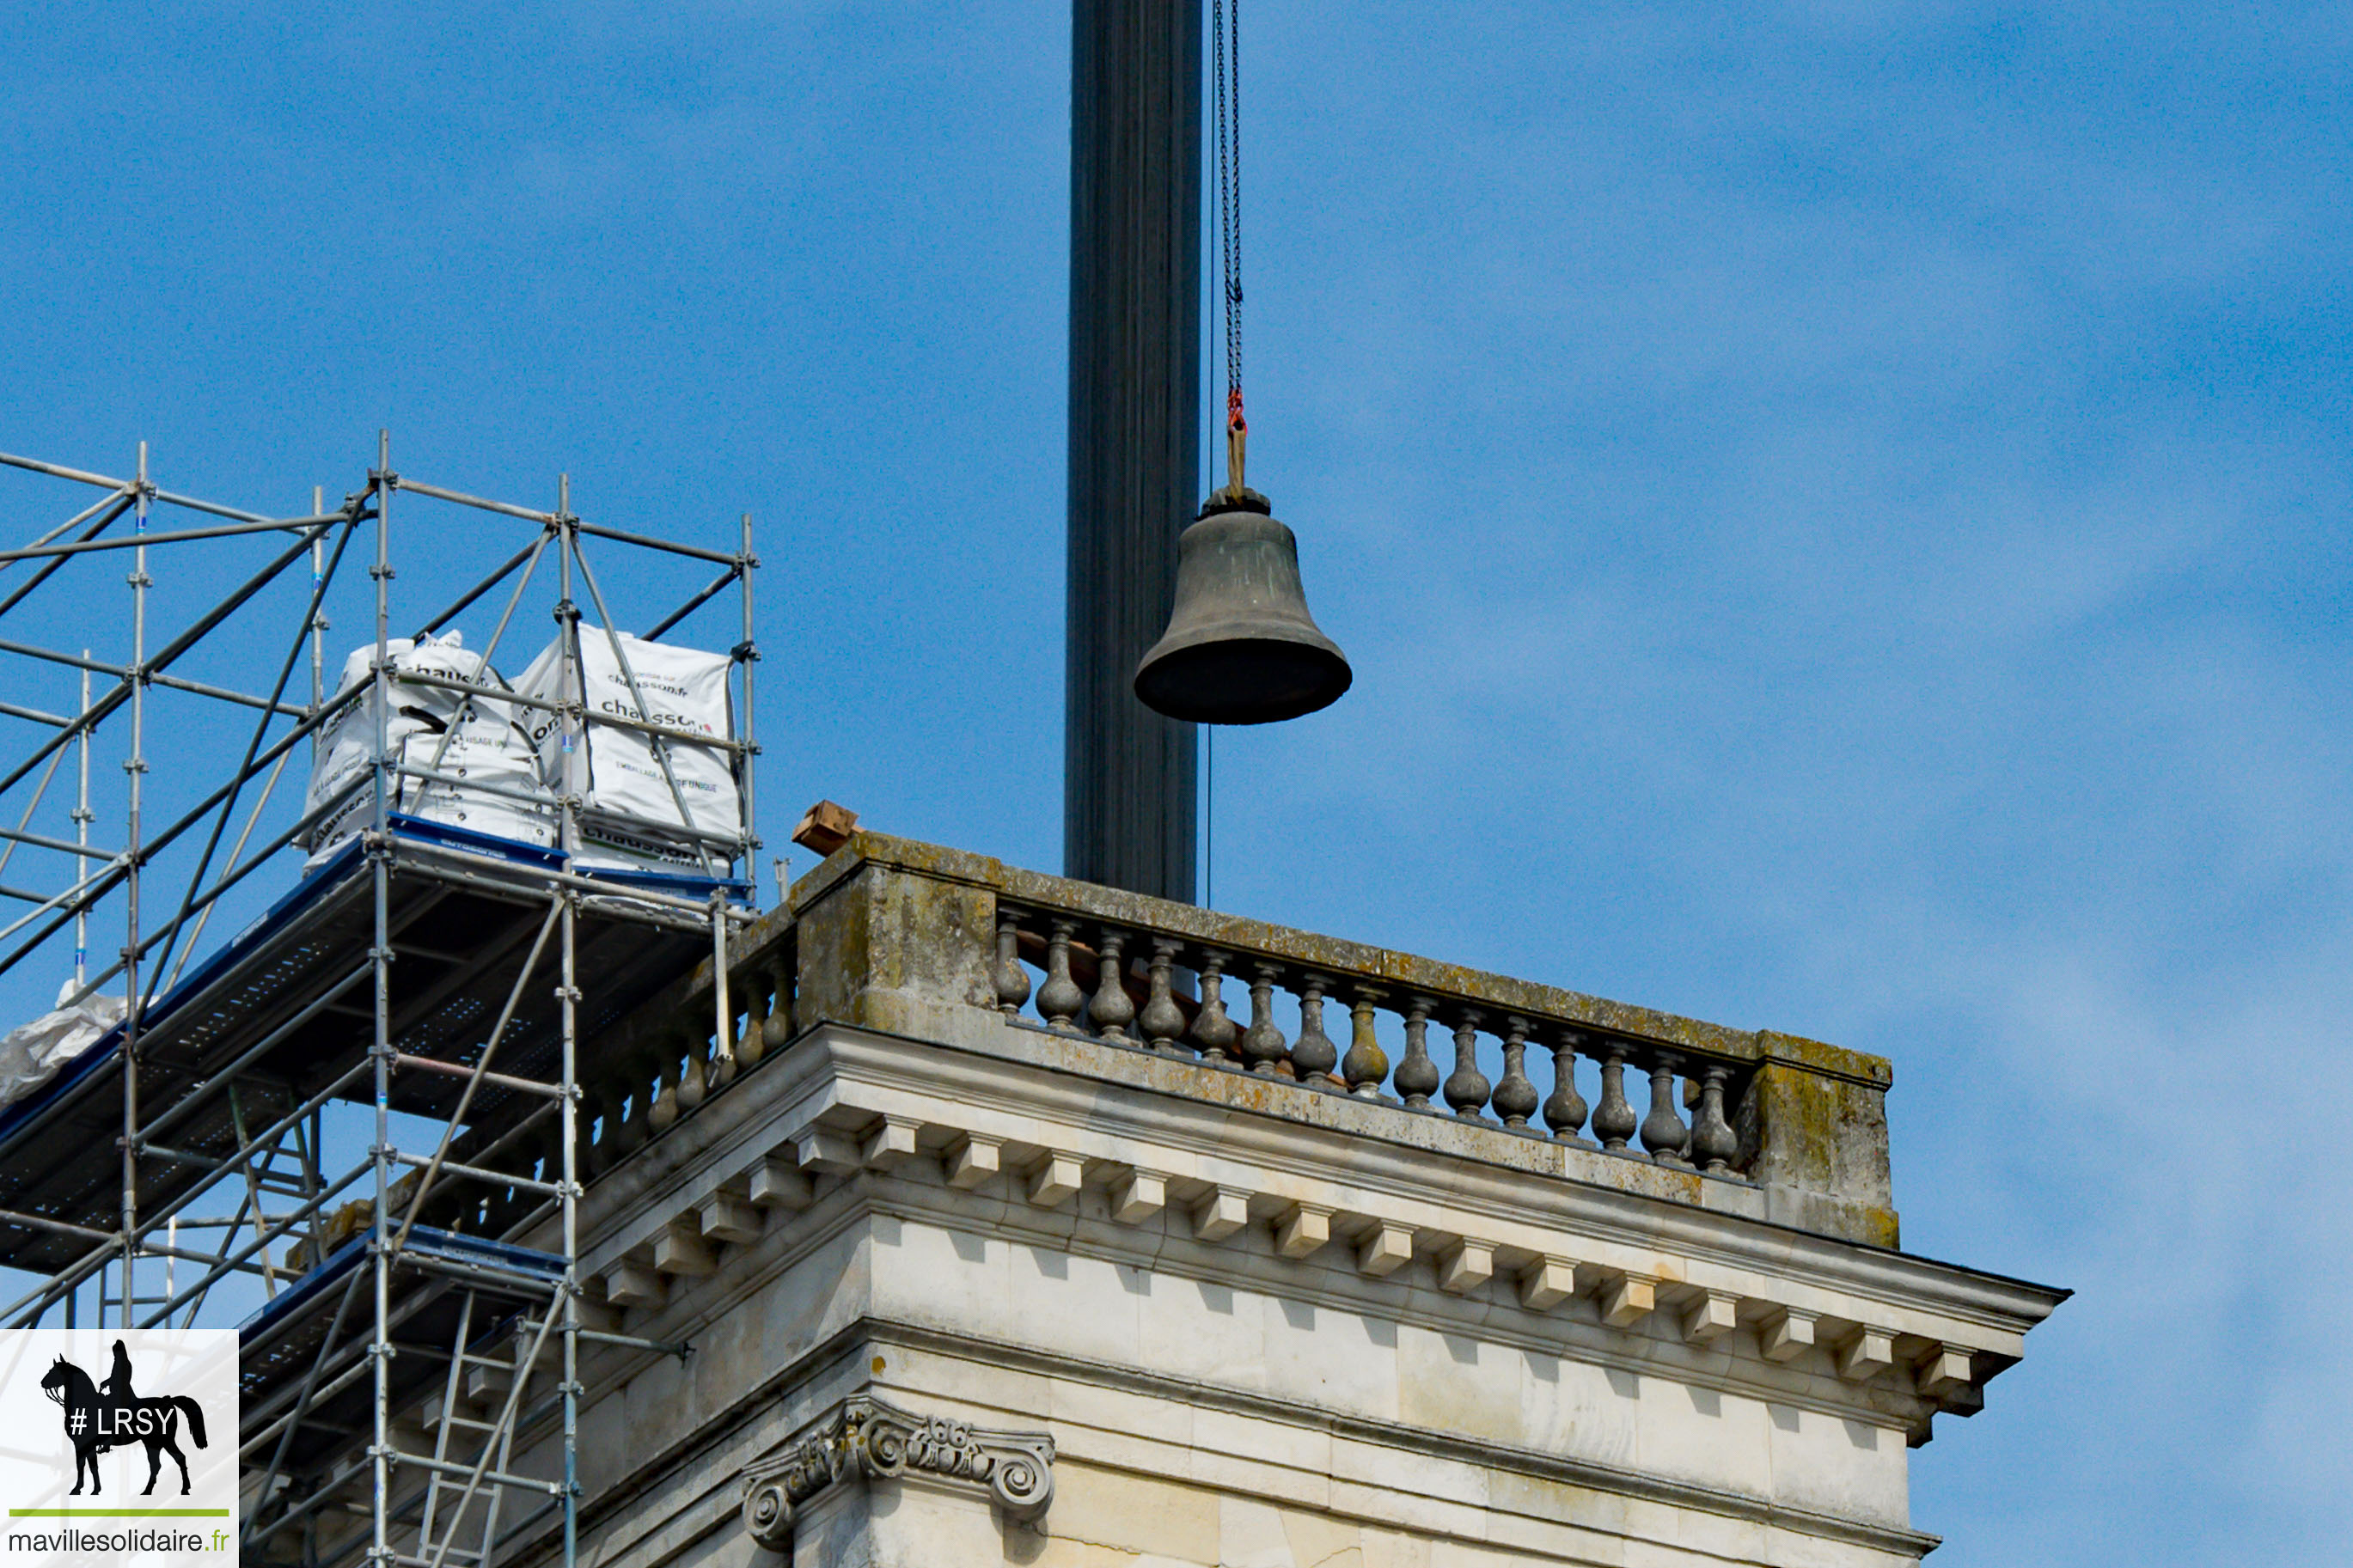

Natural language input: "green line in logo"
[9,1508,231,1516]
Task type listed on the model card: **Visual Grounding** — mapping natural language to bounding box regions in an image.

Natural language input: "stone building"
[467,832,2063,1568]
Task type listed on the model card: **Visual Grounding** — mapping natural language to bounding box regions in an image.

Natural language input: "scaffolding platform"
[0,818,715,1277]
[239,1225,566,1466]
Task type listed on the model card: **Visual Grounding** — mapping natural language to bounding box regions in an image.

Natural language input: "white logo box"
[0,1329,236,1564]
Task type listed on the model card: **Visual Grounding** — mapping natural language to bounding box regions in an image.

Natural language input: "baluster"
[1690,1064,1738,1173]
[993,911,1032,1016]
[614,1083,647,1157]
[1140,939,1187,1054]
[738,964,771,1073]
[486,1128,549,1234]
[731,967,768,1075]
[757,953,795,1065]
[1240,964,1288,1075]
[598,1077,633,1170]
[1037,920,1085,1028]
[712,1001,740,1089]
[1493,1016,1539,1128]
[580,1086,614,1175]
[1292,975,1337,1083]
[524,1138,555,1221]
[1342,988,1389,1097]
[1089,930,1136,1040]
[747,972,770,1062]
[649,1029,684,1133]
[1542,1028,1589,1142]
[678,1022,709,1113]
[1189,950,1238,1063]
[615,1039,660,1155]
[1394,998,1440,1108]
[1443,1010,1492,1120]
[474,1177,508,1238]
[1639,1052,1690,1165]
[1592,1044,1637,1150]
[510,1133,556,1228]
[533,1124,561,1205]
[605,1083,634,1163]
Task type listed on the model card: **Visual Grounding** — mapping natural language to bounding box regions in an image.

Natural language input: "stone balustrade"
[509,833,1899,1252]
[992,904,1749,1173]
[571,928,798,1181]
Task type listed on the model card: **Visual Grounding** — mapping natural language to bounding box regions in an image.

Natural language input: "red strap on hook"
[1227,386,1248,435]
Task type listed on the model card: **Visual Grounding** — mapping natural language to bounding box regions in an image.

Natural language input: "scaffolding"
[0,435,762,1566]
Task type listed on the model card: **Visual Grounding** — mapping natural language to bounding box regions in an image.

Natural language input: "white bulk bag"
[302,632,557,867]
[0,981,125,1110]
[515,628,739,873]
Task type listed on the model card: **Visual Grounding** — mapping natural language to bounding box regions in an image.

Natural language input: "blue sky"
[3,3,2349,1561]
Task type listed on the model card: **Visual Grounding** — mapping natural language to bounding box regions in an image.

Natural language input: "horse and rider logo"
[37,1339,211,1497]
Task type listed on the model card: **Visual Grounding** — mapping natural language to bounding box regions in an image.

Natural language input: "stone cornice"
[588,1162,1925,1440]
[625,1018,2062,1339]
[565,1017,2062,1344]
[833,1019,2063,1335]
[548,1021,2061,1458]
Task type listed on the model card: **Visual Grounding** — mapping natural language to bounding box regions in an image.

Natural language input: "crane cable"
[1213,0,1245,498]
[1207,0,1244,910]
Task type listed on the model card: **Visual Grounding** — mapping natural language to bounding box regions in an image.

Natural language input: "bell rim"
[1133,635,1353,726]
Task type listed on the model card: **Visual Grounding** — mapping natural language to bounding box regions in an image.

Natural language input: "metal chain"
[1213,0,1243,420]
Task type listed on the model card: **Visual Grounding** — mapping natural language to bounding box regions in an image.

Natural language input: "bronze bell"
[1134,489,1351,725]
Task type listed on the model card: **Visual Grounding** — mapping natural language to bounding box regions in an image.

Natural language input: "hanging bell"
[1134,488,1352,725]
